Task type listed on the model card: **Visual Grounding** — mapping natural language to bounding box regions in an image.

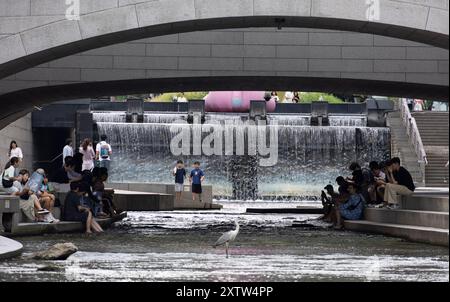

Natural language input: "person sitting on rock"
[63,181,103,234]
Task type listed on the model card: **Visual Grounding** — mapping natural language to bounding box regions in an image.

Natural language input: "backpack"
[100,143,110,159]
[1,171,14,188]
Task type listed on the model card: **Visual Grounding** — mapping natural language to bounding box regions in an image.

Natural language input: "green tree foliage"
[297,92,343,103]
[151,92,209,102]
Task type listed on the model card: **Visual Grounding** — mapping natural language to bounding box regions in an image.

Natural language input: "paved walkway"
[0,236,23,259]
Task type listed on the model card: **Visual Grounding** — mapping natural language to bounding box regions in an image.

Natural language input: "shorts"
[175,183,184,192]
[192,184,202,194]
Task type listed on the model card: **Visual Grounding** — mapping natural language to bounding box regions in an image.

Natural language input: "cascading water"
[94,112,390,200]
[329,115,367,127]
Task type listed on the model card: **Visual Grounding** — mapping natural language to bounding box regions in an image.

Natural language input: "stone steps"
[364,208,448,229]
[411,111,449,186]
[387,112,424,186]
[399,194,449,212]
[344,220,448,246]
[344,191,449,246]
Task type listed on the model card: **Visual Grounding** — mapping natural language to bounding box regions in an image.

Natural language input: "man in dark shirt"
[172,160,186,202]
[63,182,103,234]
[346,162,373,202]
[384,157,415,209]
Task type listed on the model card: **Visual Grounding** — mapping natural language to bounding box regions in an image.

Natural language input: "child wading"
[172,160,187,202]
[189,161,205,202]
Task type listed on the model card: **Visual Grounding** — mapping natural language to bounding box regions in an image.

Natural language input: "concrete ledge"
[113,190,174,211]
[7,212,127,237]
[364,208,449,229]
[247,207,323,214]
[344,220,449,247]
[401,195,449,212]
[0,236,23,259]
[107,182,221,210]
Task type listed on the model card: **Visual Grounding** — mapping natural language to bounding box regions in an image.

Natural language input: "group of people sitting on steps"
[1,154,121,234]
[321,157,415,229]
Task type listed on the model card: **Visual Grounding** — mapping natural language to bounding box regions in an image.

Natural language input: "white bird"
[213,220,240,258]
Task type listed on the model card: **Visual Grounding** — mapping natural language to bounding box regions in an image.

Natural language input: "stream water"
[0,201,448,282]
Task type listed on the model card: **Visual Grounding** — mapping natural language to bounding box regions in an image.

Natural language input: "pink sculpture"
[204,91,277,112]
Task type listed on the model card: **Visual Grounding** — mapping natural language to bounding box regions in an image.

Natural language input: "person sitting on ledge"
[63,181,103,234]
[52,156,83,185]
[320,185,336,222]
[334,183,365,230]
[321,177,350,223]
[346,162,373,203]
[28,168,59,223]
[13,169,50,222]
[37,175,56,213]
[335,176,350,195]
[92,167,118,217]
[367,161,386,205]
[383,157,415,210]
[2,157,21,195]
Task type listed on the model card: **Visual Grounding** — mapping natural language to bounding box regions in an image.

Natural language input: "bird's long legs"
[225,242,229,258]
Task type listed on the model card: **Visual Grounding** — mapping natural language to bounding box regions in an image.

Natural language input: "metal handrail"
[399,99,428,184]
[33,153,63,164]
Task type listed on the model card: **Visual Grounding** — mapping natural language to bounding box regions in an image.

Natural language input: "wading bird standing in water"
[213,221,240,258]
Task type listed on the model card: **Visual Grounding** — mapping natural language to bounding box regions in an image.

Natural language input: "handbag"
[1,171,14,188]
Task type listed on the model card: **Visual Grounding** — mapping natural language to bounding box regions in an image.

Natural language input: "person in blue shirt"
[189,161,205,202]
[172,160,187,202]
[334,183,365,229]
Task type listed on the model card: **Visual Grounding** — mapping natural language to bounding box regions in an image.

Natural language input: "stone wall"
[0,114,33,170]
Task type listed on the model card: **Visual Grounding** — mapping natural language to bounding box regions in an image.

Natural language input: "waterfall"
[95,114,390,199]
[93,112,126,123]
[329,115,367,127]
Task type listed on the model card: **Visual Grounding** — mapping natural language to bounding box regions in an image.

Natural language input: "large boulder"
[32,243,78,260]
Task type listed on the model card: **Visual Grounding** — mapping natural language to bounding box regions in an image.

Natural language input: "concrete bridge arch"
[1,0,448,79]
[0,0,448,128]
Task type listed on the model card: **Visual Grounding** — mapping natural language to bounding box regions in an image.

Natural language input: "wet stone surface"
[0,201,448,282]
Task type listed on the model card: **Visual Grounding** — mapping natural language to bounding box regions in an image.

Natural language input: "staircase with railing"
[386,100,426,186]
[398,99,428,185]
[412,110,449,187]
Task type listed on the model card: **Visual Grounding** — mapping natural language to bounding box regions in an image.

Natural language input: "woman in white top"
[8,141,23,162]
[2,157,20,194]
[79,138,96,172]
